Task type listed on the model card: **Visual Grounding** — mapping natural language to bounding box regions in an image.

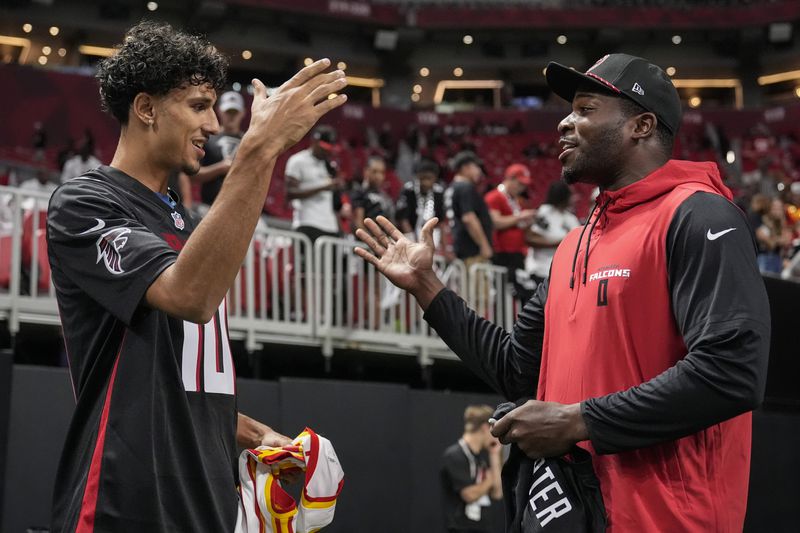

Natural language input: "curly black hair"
[96,21,228,125]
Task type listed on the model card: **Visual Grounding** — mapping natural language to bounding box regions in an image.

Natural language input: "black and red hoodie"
[424,159,770,532]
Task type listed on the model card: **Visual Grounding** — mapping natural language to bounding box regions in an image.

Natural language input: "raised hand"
[247,59,348,157]
[354,216,445,309]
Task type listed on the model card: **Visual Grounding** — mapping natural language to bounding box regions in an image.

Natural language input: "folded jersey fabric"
[236,427,344,533]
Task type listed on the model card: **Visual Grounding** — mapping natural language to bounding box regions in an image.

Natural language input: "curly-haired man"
[46,21,346,532]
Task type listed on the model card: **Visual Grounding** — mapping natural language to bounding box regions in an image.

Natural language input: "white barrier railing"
[0,185,517,362]
[0,186,58,334]
[313,236,468,360]
[466,261,517,333]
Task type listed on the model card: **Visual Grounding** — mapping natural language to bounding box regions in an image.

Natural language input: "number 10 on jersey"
[180,300,236,395]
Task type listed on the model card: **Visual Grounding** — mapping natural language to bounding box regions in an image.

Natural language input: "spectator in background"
[351,155,395,327]
[441,405,503,533]
[484,163,537,304]
[286,125,343,242]
[32,121,47,162]
[526,181,580,285]
[56,138,76,172]
[19,170,58,211]
[445,151,493,268]
[756,197,791,273]
[351,155,393,233]
[60,139,101,183]
[191,90,245,213]
[747,193,770,239]
[396,159,446,249]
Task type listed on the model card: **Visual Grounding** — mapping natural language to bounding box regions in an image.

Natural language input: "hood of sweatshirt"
[569,159,732,288]
[596,159,732,215]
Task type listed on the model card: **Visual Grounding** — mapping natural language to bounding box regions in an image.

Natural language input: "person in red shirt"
[484,164,537,303]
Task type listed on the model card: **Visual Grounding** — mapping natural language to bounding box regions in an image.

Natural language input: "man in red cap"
[484,164,537,303]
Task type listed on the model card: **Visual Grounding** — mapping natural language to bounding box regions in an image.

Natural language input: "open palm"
[355,216,438,293]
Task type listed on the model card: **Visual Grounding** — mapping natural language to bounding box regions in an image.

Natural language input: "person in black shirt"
[46,21,347,532]
[351,155,393,233]
[441,405,503,533]
[191,90,245,209]
[351,155,394,327]
[445,151,493,265]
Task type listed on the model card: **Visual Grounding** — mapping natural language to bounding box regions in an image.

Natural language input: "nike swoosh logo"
[77,218,106,235]
[707,227,736,241]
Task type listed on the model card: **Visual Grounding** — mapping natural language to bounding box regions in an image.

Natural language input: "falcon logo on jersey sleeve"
[96,227,131,275]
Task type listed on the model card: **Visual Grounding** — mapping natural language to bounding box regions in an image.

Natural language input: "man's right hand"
[246,59,348,158]
[480,242,493,260]
[355,216,445,310]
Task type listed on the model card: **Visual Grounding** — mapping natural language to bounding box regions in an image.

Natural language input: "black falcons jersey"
[47,166,238,532]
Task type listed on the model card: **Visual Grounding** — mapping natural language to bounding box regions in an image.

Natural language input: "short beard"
[182,162,201,176]
[561,119,625,187]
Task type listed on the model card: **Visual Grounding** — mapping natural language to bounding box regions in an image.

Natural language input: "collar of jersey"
[100,165,183,215]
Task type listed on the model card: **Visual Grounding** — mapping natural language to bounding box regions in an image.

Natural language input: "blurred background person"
[446,151,493,268]
[748,193,770,240]
[351,155,393,234]
[31,121,47,162]
[526,181,580,287]
[351,155,395,327]
[756,197,792,274]
[286,125,343,243]
[441,405,503,533]
[60,138,101,183]
[19,170,58,212]
[396,158,447,250]
[191,90,245,214]
[484,163,537,304]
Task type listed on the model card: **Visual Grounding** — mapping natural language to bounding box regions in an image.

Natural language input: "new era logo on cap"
[632,83,645,95]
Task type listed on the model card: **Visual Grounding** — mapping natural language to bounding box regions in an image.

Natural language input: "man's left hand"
[490,400,589,459]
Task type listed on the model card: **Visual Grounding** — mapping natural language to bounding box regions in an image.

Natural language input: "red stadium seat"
[0,234,12,288]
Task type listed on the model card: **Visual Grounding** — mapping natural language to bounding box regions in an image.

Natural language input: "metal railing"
[0,185,517,363]
[0,186,58,334]
[313,236,468,361]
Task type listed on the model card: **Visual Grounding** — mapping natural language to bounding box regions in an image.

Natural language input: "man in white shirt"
[285,125,342,242]
[527,181,580,282]
[60,141,101,183]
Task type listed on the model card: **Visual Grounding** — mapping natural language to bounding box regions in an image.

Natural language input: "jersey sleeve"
[581,192,770,454]
[423,278,548,401]
[47,180,178,325]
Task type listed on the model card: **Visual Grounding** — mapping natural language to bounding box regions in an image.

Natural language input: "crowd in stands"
[3,101,800,287]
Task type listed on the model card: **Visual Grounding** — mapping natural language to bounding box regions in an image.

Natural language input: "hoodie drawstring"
[582,198,612,285]
[569,198,612,289]
[569,203,598,289]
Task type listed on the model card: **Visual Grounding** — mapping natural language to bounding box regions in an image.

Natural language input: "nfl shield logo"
[171,211,185,230]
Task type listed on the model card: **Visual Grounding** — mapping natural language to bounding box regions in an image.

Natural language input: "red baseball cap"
[504,163,531,185]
